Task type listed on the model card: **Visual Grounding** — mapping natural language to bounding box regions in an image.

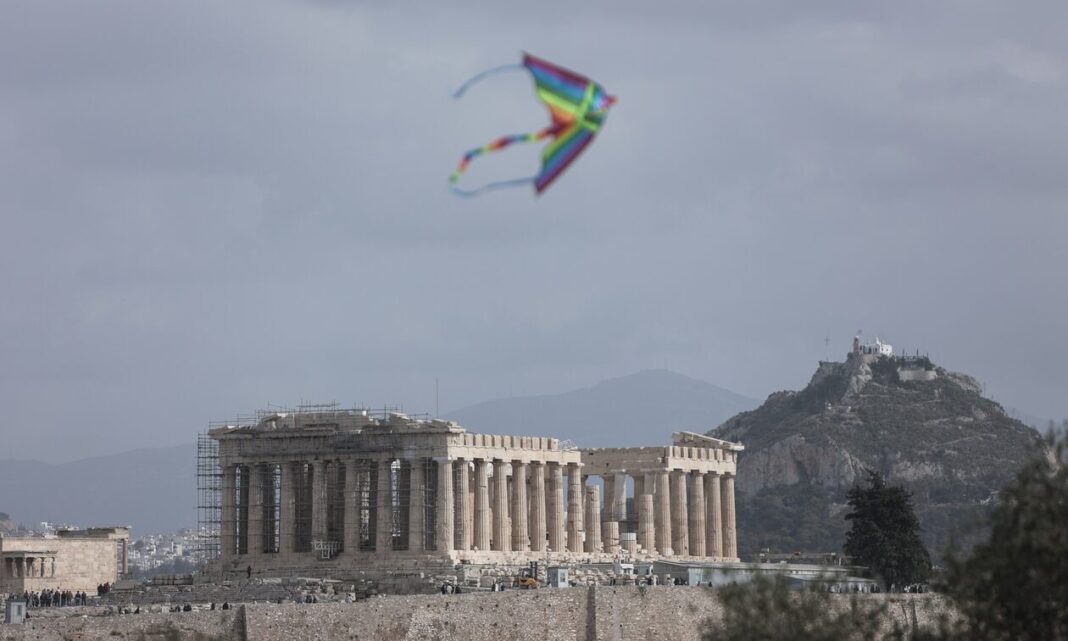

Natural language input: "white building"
[853,336,893,358]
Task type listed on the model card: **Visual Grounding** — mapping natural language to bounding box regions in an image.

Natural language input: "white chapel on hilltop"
[852,335,893,358]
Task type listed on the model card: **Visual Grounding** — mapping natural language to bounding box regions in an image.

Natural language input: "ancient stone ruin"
[203,407,741,576]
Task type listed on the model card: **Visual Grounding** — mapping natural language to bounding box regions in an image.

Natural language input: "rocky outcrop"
[736,434,868,495]
[710,353,1043,558]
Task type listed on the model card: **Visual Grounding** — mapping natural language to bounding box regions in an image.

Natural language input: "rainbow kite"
[449,54,616,196]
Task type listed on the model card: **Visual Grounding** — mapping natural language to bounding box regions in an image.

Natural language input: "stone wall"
[898,368,938,382]
[0,537,121,593]
[1,587,953,641]
[0,609,242,641]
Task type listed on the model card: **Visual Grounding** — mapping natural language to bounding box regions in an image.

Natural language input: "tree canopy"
[940,433,1068,641]
[844,471,931,589]
[708,575,892,641]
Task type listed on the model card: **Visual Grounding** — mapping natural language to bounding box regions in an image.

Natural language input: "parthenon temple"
[206,408,741,571]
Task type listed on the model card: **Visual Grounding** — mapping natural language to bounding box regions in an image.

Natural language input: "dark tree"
[844,472,931,589]
[940,433,1068,641]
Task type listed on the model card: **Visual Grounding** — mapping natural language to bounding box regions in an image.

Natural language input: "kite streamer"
[449,53,616,196]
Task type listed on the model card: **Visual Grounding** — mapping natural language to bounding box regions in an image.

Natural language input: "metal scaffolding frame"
[201,406,454,564]
[195,433,221,564]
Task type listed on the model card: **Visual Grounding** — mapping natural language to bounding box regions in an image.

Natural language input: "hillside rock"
[709,352,1043,559]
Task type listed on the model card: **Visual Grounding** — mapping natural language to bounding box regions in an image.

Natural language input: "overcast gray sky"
[3,0,1066,462]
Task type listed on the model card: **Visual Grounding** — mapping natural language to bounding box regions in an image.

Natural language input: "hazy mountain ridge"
[445,369,759,447]
[0,444,195,536]
[710,353,1044,559]
[1,371,755,535]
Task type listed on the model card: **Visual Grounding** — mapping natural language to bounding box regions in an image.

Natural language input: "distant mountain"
[446,369,759,447]
[0,371,755,537]
[0,444,195,536]
[709,353,1044,560]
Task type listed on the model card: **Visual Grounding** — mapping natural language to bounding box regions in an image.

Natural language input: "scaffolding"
[198,405,455,566]
[195,432,221,564]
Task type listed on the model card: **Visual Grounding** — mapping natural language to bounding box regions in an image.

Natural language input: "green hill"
[710,352,1043,560]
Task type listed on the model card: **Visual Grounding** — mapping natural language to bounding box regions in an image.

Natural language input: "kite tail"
[448,126,556,196]
[451,63,525,99]
[450,176,535,197]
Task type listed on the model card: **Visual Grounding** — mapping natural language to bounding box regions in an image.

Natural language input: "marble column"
[612,472,627,530]
[474,459,491,551]
[492,459,510,552]
[436,458,454,552]
[688,472,706,557]
[376,459,393,553]
[455,459,471,551]
[655,470,673,556]
[408,458,426,552]
[672,470,690,556]
[344,458,360,554]
[603,521,620,554]
[248,463,264,555]
[547,462,565,553]
[312,460,328,543]
[566,464,584,553]
[722,474,737,559]
[529,462,547,552]
[706,473,723,558]
[237,466,250,556]
[584,485,602,553]
[602,475,616,525]
[279,462,297,553]
[220,463,236,561]
[637,494,655,553]
[511,461,529,551]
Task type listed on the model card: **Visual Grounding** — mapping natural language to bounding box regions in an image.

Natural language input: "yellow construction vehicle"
[513,567,539,589]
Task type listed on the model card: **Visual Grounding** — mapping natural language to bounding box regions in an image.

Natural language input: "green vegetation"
[705,434,1068,641]
[869,357,901,385]
[844,472,931,589]
[706,575,894,641]
[737,484,847,559]
[791,367,851,414]
[939,432,1068,641]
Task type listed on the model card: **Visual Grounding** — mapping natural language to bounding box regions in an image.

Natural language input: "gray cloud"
[2,0,1066,461]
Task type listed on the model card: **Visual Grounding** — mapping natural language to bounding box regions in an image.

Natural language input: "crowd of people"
[4,582,114,608]
[6,589,90,608]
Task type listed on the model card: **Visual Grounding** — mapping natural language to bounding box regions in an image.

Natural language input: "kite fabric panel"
[449,53,616,196]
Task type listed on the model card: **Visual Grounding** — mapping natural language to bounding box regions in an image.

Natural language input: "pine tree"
[843,471,931,589]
